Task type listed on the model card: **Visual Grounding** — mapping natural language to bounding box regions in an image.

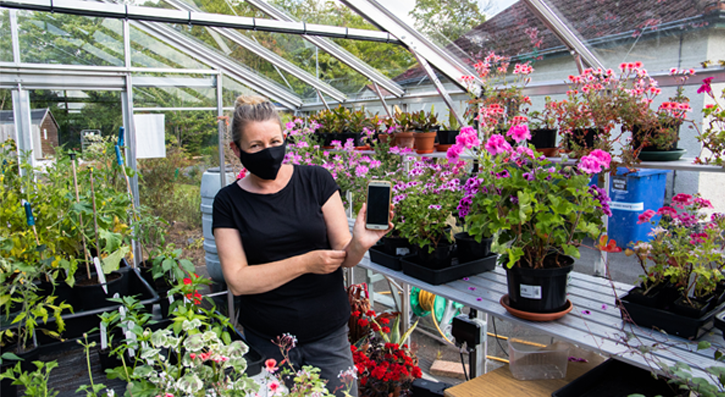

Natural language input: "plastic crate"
[508,335,570,380]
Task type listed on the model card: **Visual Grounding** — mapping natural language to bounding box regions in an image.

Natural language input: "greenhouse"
[1,0,725,396]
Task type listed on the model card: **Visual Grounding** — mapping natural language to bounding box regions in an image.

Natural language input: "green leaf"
[101,245,130,274]
[698,341,711,351]
[562,244,580,259]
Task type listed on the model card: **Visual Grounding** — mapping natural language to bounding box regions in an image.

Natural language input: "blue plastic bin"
[596,168,670,249]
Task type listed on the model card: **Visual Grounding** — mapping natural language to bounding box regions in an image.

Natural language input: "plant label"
[520,284,542,300]
[396,247,410,256]
[93,257,108,294]
[100,323,108,350]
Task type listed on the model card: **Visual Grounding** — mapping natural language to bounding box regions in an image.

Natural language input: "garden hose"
[413,288,511,364]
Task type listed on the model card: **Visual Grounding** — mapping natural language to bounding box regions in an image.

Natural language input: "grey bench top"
[357,251,725,385]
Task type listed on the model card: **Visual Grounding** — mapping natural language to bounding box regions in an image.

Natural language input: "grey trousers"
[244,324,358,397]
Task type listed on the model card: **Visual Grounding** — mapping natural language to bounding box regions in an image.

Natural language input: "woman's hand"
[305,249,347,274]
[351,203,394,251]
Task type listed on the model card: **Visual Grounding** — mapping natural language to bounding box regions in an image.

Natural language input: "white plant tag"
[100,323,108,350]
[687,272,697,299]
[396,247,410,256]
[168,294,175,304]
[93,257,108,294]
[126,320,136,358]
[520,284,542,300]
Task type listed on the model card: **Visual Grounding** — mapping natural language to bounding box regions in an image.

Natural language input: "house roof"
[394,0,715,86]
[0,108,59,129]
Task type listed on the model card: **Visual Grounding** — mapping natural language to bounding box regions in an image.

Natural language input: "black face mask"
[238,142,287,180]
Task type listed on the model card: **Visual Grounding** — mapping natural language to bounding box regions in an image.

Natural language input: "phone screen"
[367,184,391,226]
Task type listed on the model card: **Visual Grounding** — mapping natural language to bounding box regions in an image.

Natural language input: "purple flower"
[468,287,476,291]
[582,310,591,315]
[355,165,369,178]
[601,304,608,310]
[476,297,482,302]
[509,195,519,204]
[428,204,442,210]
[523,172,534,181]
[462,277,469,281]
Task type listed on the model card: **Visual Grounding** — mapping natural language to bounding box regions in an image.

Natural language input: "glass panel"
[539,0,709,72]
[17,12,124,66]
[130,25,210,69]
[28,89,122,149]
[133,84,216,108]
[222,75,257,108]
[0,10,11,62]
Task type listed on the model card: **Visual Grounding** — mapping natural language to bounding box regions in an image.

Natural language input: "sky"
[383,0,519,28]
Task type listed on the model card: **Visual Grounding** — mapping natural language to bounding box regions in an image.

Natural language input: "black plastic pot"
[402,253,497,285]
[97,346,124,371]
[567,128,599,149]
[715,310,725,340]
[528,128,557,149]
[552,358,679,397]
[631,123,679,152]
[620,296,725,339]
[505,261,574,313]
[672,295,714,318]
[437,130,459,145]
[454,232,493,264]
[381,236,415,257]
[657,282,681,310]
[72,271,125,311]
[336,132,362,147]
[416,242,454,270]
[622,285,661,308]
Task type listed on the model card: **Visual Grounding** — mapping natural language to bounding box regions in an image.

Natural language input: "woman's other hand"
[305,249,347,274]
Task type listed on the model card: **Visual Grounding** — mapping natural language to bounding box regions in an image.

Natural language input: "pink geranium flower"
[577,156,603,174]
[484,134,513,155]
[697,77,713,94]
[506,124,531,143]
[672,193,694,208]
[637,209,656,224]
[265,358,278,374]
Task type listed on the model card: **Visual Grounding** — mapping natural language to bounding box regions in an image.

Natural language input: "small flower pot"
[505,260,574,314]
[630,123,679,152]
[394,131,415,149]
[381,236,416,256]
[414,131,437,154]
[621,285,661,308]
[453,232,493,263]
[437,130,459,145]
[566,128,599,151]
[436,144,453,152]
[672,295,715,318]
[377,133,392,145]
[72,271,124,311]
[415,242,454,270]
[528,128,558,149]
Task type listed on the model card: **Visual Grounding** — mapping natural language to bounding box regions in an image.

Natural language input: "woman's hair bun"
[235,95,268,109]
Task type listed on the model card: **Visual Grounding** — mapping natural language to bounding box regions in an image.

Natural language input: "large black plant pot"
[528,128,557,149]
[506,261,574,313]
[72,271,125,311]
[454,232,493,263]
[437,130,459,145]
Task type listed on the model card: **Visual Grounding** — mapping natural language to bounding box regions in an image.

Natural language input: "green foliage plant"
[149,244,195,285]
[409,107,439,132]
[0,360,59,397]
[696,77,725,168]
[394,159,465,253]
[453,130,611,269]
[628,194,725,304]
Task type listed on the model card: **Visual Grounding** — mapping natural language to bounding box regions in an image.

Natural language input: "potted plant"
[394,159,464,269]
[347,108,373,148]
[349,289,421,397]
[437,111,462,152]
[410,108,439,154]
[621,66,694,162]
[310,108,337,148]
[393,109,416,149]
[460,53,534,140]
[0,359,59,397]
[448,130,611,316]
[695,76,725,168]
[526,96,559,156]
[377,116,399,146]
[622,194,725,337]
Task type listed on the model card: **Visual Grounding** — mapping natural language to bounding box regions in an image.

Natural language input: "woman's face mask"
[237,141,287,180]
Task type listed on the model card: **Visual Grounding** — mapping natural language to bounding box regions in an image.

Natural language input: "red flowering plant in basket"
[347,284,421,397]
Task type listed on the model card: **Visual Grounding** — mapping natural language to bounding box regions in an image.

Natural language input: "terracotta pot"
[414,131,437,154]
[537,147,559,157]
[436,143,453,152]
[394,131,415,149]
[377,133,392,144]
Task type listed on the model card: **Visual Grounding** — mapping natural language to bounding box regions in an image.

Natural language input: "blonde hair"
[231,95,284,147]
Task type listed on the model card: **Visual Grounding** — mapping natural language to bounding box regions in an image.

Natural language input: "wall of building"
[39,115,59,158]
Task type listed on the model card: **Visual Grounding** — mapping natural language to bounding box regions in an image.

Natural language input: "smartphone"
[365,181,392,230]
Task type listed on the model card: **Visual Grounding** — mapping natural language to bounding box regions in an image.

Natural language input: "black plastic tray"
[551,358,679,397]
[401,253,497,285]
[369,246,412,271]
[715,310,725,341]
[620,293,725,339]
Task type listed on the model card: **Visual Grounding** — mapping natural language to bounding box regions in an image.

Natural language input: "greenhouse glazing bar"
[162,0,347,103]
[243,0,405,97]
[0,0,401,44]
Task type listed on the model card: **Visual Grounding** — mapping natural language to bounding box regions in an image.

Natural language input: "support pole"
[372,82,393,119]
[409,50,464,127]
[594,171,610,277]
[9,10,20,65]
[217,73,227,189]
[12,85,34,171]
[316,89,331,111]
[121,75,140,266]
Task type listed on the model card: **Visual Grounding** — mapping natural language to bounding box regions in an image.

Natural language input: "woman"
[213,96,392,396]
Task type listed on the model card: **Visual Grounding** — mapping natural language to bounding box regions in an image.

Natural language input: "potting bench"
[353,251,725,385]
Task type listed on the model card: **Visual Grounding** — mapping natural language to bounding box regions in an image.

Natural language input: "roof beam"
[339,0,483,95]
[129,19,303,109]
[162,0,347,103]
[521,0,605,70]
[0,0,401,44]
[244,0,405,98]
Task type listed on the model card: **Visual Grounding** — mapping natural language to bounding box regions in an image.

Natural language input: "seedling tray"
[369,246,411,271]
[552,358,679,397]
[620,293,725,339]
[401,253,497,285]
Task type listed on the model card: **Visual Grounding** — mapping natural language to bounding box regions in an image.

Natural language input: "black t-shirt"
[212,164,349,343]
